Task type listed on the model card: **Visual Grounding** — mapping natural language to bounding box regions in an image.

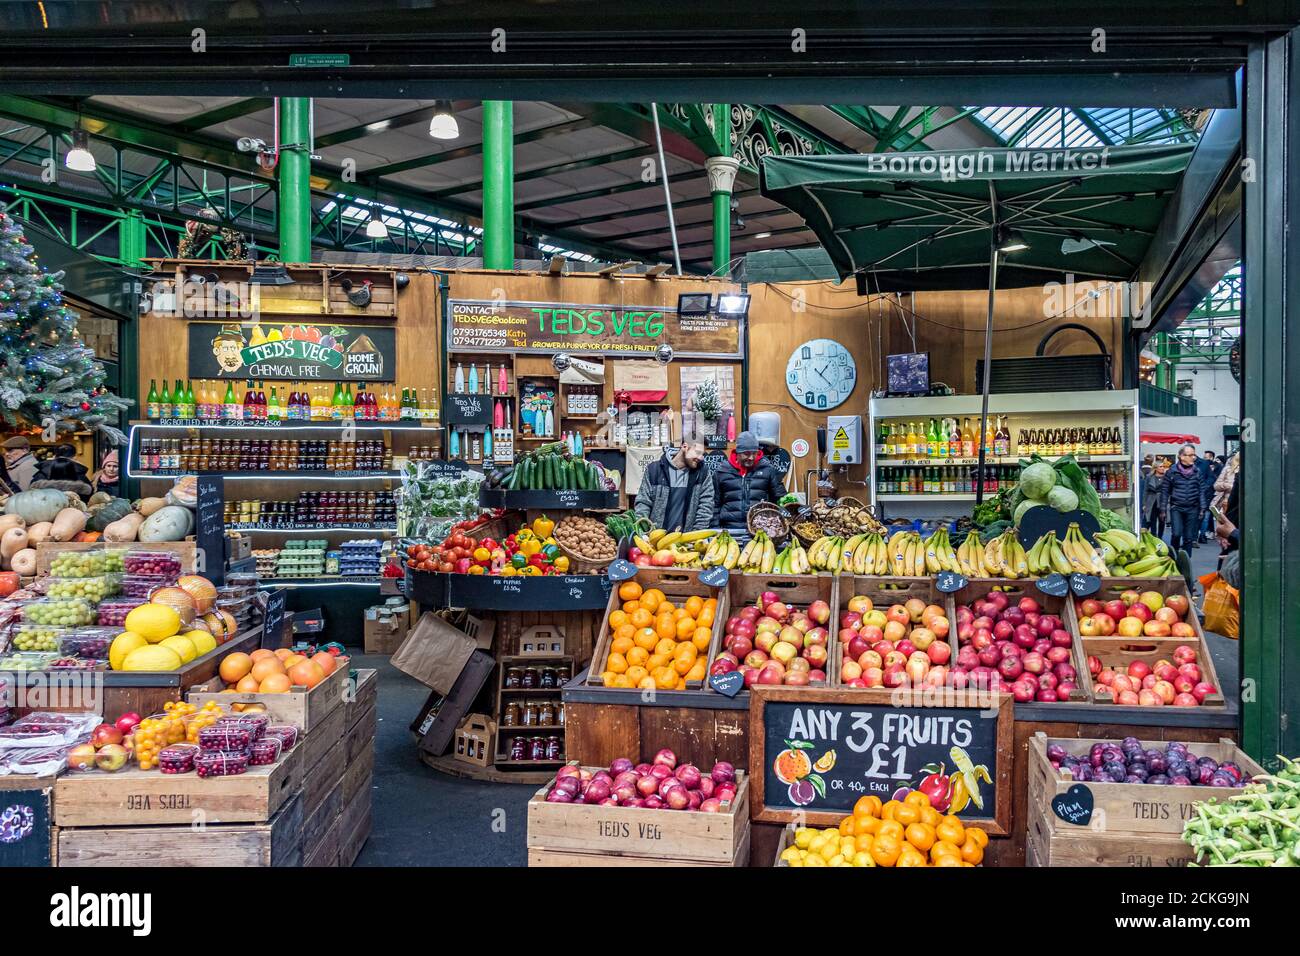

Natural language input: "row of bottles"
[876,463,1131,496]
[876,418,1124,459]
[137,437,391,473]
[145,379,439,423]
[1085,464,1130,493]
[452,362,512,396]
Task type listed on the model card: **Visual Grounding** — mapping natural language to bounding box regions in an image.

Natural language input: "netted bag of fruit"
[146,587,196,627]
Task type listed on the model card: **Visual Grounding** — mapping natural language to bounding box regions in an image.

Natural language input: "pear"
[266,327,283,341]
[249,324,267,346]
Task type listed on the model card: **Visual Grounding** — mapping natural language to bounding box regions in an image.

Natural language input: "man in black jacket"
[714,431,786,529]
[1160,444,1211,554]
[633,440,716,532]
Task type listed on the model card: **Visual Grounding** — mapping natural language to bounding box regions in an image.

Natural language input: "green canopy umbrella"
[760,142,1194,503]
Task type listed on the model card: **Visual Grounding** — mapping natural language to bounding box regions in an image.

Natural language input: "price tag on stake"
[934,571,967,593]
[1036,573,1069,598]
[1068,573,1102,597]
[699,566,730,588]
[606,559,638,582]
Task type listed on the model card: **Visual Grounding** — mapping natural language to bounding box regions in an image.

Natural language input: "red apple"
[1104,600,1128,622]
[1126,601,1152,624]
[804,626,829,648]
[1178,662,1202,683]
[1170,622,1196,639]
[847,635,871,661]
[728,635,753,659]
[755,631,779,654]
[1078,598,1103,617]
[886,605,911,627]
[1173,645,1198,665]
[1173,693,1199,707]
[1164,594,1190,618]
[114,712,142,735]
[802,644,828,668]
[1127,660,1152,681]
[67,743,97,771]
[744,650,769,669]
[861,625,884,645]
[1143,620,1172,638]
[862,667,884,687]
[1192,681,1216,703]
[1117,689,1141,705]
[91,724,124,748]
[807,600,831,625]
[841,660,862,682]
[971,628,993,651]
[1138,689,1164,707]
[1155,607,1181,626]
[895,639,916,658]
[1153,680,1176,702]
[857,649,883,671]
[926,641,951,666]
[1093,613,1117,636]
[757,662,786,685]
[1087,655,1102,676]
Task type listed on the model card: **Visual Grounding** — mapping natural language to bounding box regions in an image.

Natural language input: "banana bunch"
[1092,527,1177,577]
[1026,530,1072,576]
[922,526,961,574]
[770,540,811,574]
[981,529,1030,579]
[847,532,892,575]
[886,530,929,577]
[807,535,847,574]
[736,531,777,574]
[701,531,742,569]
[955,529,993,577]
[1060,522,1109,574]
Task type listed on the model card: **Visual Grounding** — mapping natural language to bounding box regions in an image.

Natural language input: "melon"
[182,630,217,657]
[124,604,182,642]
[150,587,197,626]
[109,631,148,671]
[159,634,198,664]
[121,644,183,672]
[177,574,217,613]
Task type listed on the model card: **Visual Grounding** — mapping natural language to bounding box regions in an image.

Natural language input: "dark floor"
[349,539,1240,867]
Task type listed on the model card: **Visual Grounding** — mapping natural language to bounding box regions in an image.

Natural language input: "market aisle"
[351,654,536,867]
[1188,543,1239,698]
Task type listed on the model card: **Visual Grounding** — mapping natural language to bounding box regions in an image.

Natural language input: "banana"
[1140,530,1170,558]
[1048,535,1072,575]
[633,534,654,554]
[726,539,740,569]
[762,536,776,574]
[678,529,716,544]
[913,533,926,576]
[657,530,683,549]
[924,534,943,574]
[983,536,1003,576]
[648,528,666,544]
[738,538,756,568]
[891,536,908,576]
[1125,553,1168,576]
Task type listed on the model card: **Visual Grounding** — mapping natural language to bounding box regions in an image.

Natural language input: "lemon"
[828,854,845,866]
[794,828,814,849]
[788,858,804,867]
[819,841,838,862]
[780,846,802,863]
[853,851,875,867]
[804,854,826,867]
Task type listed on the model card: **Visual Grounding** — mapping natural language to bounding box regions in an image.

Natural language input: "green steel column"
[278,97,312,264]
[119,209,146,266]
[705,156,740,278]
[482,101,514,269]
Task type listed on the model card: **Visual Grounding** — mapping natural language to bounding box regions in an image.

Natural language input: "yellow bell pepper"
[532,514,555,538]
[519,565,541,576]
[516,529,536,543]
[518,538,542,557]
[552,555,570,573]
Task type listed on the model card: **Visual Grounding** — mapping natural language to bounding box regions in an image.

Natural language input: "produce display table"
[405,568,613,612]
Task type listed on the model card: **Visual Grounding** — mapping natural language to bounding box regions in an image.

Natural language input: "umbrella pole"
[975,236,999,507]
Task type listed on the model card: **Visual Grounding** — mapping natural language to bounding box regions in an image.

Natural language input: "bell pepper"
[532,514,555,538]
[519,565,540,576]
[510,552,528,569]
[500,566,518,576]
[528,552,549,570]
[541,543,560,561]
[516,528,535,543]
[552,555,570,573]
[473,547,491,563]
[467,564,485,575]
[518,538,541,557]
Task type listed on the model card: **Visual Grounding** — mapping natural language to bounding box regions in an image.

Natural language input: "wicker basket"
[790,508,826,547]
[554,539,616,574]
[747,502,791,543]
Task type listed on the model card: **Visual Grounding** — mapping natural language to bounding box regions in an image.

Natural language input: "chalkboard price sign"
[698,565,730,588]
[444,393,493,426]
[934,571,968,594]
[1036,573,1069,597]
[749,686,1012,833]
[606,559,638,582]
[1068,573,1102,597]
[195,475,225,586]
[262,589,287,647]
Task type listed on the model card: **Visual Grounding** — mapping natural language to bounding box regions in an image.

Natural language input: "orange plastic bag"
[1198,571,1240,639]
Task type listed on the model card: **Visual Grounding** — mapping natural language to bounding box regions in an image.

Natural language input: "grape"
[22,599,95,627]
[47,575,122,604]
[11,626,62,652]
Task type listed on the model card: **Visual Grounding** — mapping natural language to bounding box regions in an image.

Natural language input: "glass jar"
[538,700,555,726]
[509,736,527,761]
[529,737,547,761]
[556,701,565,726]
[540,667,557,689]
[545,736,562,761]
[505,668,523,689]
[521,667,539,689]
[521,701,538,726]
[502,702,521,727]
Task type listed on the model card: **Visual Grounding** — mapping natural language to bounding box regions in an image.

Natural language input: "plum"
[1046,743,1069,763]
[787,779,816,806]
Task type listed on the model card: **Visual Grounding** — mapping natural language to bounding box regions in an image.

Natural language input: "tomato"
[438,561,455,573]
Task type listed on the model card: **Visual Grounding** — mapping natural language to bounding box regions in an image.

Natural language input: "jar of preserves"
[509,736,527,761]
[545,736,562,761]
[538,700,555,726]
[521,700,539,726]
[502,702,521,727]
[521,667,539,689]
[530,737,547,761]
[540,667,557,689]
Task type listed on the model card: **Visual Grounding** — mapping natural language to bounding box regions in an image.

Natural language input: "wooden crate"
[585,569,729,690]
[831,576,958,689]
[338,782,373,866]
[1025,803,1195,867]
[717,573,838,692]
[187,656,349,731]
[771,823,796,866]
[301,779,343,864]
[56,792,304,867]
[303,740,347,818]
[346,700,377,764]
[302,704,346,763]
[53,748,302,827]
[344,668,378,733]
[343,741,376,806]
[529,825,750,867]
[526,766,750,865]
[951,579,1089,701]
[1027,733,1264,838]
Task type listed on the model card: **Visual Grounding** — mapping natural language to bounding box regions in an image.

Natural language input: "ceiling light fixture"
[429,101,459,140]
[997,227,1029,253]
[365,211,389,239]
[65,128,96,172]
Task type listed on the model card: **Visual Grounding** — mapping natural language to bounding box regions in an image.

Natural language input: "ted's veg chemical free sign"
[447,299,742,358]
[189,321,396,381]
[748,686,1012,833]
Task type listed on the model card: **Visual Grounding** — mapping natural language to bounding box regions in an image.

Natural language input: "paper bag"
[625,445,664,494]
[391,611,478,693]
[613,359,668,401]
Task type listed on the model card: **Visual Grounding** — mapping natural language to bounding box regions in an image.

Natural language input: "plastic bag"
[1198,571,1239,639]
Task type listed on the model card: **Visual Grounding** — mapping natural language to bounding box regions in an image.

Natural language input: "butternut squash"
[103,511,145,543]
[9,548,36,577]
[134,497,167,517]
[25,521,53,545]
[49,508,89,542]
[1,527,29,563]
[0,514,25,535]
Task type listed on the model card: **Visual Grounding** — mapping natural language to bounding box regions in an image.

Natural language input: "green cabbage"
[1018,461,1058,500]
[1046,485,1079,513]
[1013,498,1044,524]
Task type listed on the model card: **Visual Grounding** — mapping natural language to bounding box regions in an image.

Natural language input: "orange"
[633,628,659,651]
[640,589,664,612]
[704,597,717,611]
[931,840,962,864]
[250,657,286,684]
[675,617,698,640]
[692,627,713,652]
[618,581,643,601]
[672,655,696,676]
[671,607,690,622]
[631,608,653,629]
[615,622,637,641]
[893,804,921,827]
[854,832,876,853]
[625,665,648,685]
[919,806,941,828]
[612,674,633,688]
[934,853,964,867]
[905,822,936,852]
[855,814,882,835]
[601,670,618,687]
[854,795,883,818]
[838,816,856,836]
[672,642,698,664]
[622,600,640,615]
[249,649,276,662]
[610,635,634,655]
[646,653,670,672]
[684,595,704,617]
[881,800,899,821]
[606,652,628,674]
[877,819,904,843]
[658,601,676,615]
[219,652,253,683]
[637,675,657,691]
[608,610,628,629]
[870,834,901,867]
[896,845,928,867]
[965,827,989,849]
[656,617,678,641]
[698,607,715,628]
[654,667,677,690]
[259,673,292,693]
[655,638,678,657]
[936,816,965,846]
[626,646,649,667]
[960,837,984,865]
[903,790,931,811]
[685,661,706,681]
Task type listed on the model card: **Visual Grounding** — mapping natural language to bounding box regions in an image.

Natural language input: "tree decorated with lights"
[0,206,129,442]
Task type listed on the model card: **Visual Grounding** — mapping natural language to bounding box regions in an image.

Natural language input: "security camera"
[236,137,269,154]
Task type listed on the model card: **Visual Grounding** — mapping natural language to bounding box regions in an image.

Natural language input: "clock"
[786,338,857,411]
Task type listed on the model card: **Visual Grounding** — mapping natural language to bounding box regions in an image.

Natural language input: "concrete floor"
[347,538,1239,867]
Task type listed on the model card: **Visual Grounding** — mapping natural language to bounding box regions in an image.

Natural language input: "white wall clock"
[786,338,857,411]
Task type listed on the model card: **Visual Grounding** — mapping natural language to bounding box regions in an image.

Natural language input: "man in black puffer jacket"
[1159,444,1211,554]
[714,431,786,529]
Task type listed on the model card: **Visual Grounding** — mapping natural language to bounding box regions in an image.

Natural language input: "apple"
[1165,594,1190,618]
[908,627,935,652]
[956,646,979,669]
[1087,655,1102,676]
[903,598,927,623]
[784,670,811,687]
[1155,606,1181,626]
[1046,646,1072,665]
[883,650,906,669]
[977,646,1001,668]
[883,620,907,643]
[1110,674,1135,694]
[886,605,911,627]
[1117,689,1141,705]
[1078,616,1101,637]
[847,635,871,661]
[742,667,761,688]
[757,662,786,685]
[789,614,813,635]
[882,663,907,688]
[804,626,829,648]
[875,640,895,657]
[651,549,676,567]
[840,660,862,682]
[1170,622,1196,639]
[928,616,950,639]
[845,678,868,688]
[994,620,1015,641]
[857,649,883,671]
[732,618,756,641]
[766,601,790,623]
[1078,598,1103,617]
[1141,673,1158,691]
[1173,675,1195,695]
[896,639,916,658]
[91,724,124,748]
[971,628,994,651]
[1094,613,1117,636]
[1003,607,1025,627]
[1013,625,1037,649]
[115,712,142,735]
[1143,620,1172,638]
[948,669,970,690]
[862,610,888,630]
[710,658,737,676]
[998,655,1023,681]
[1116,616,1144,638]
[809,669,827,683]
[905,657,929,685]
[847,595,872,615]
[926,641,951,666]
[1126,601,1152,624]
[728,635,753,659]
[1138,689,1164,707]
[1173,693,1199,707]
[1050,629,1072,648]
[1192,681,1217,703]
[1011,681,1036,703]
[861,624,884,645]
[1152,680,1176,704]
[744,650,769,669]
[633,555,653,567]
[95,743,129,772]
[802,644,828,668]
[862,667,884,688]
[1022,652,1046,675]
[1173,645,1198,665]
[1138,591,1165,613]
[1127,660,1152,682]
[807,600,831,625]
[755,631,779,654]
[778,625,804,650]
[755,616,781,635]
[67,743,97,771]
[1103,600,1127,622]
[1154,663,1179,682]
[1024,611,1041,630]
[1178,662,1202,683]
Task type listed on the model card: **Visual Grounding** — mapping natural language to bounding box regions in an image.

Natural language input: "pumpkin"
[0,515,25,534]
[3,488,69,524]
[88,497,133,532]
[103,512,145,543]
[139,506,193,543]
[25,522,53,545]
[9,548,36,577]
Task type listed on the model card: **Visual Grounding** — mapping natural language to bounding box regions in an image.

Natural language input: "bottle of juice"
[146,379,160,419]
[158,379,173,419]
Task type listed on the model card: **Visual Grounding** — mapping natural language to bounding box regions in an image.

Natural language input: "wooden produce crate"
[187,656,350,731]
[715,573,838,693]
[300,705,347,818]
[56,792,304,867]
[526,765,751,867]
[584,569,728,691]
[771,823,796,866]
[494,654,573,769]
[831,576,957,689]
[1078,580,1224,705]
[300,779,343,866]
[1026,804,1195,868]
[53,747,302,827]
[338,778,373,866]
[950,579,1089,701]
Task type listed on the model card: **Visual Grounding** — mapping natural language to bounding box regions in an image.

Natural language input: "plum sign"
[749,686,1012,833]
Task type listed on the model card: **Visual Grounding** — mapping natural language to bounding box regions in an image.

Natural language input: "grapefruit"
[219,652,253,684]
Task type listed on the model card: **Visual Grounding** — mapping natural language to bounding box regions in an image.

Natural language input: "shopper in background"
[1212,451,1239,517]
[29,442,93,500]
[714,430,786,529]
[633,440,715,532]
[2,436,38,491]
[1160,443,1211,554]
[1197,451,1223,542]
[91,449,120,498]
[1140,460,1164,538]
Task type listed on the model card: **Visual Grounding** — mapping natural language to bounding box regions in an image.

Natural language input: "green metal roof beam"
[175,97,273,133]
[363,117,596,179]
[313,100,477,150]
[424,144,656,200]
[515,169,708,212]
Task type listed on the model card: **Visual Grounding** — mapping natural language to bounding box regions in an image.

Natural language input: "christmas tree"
[0,206,129,442]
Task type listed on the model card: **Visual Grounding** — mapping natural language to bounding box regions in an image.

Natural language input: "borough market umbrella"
[760,142,1194,503]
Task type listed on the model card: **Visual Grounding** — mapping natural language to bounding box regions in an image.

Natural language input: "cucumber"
[504,466,518,491]
[549,454,560,490]
[520,458,533,490]
[574,459,589,491]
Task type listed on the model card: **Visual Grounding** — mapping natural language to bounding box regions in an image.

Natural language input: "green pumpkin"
[88,498,133,532]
